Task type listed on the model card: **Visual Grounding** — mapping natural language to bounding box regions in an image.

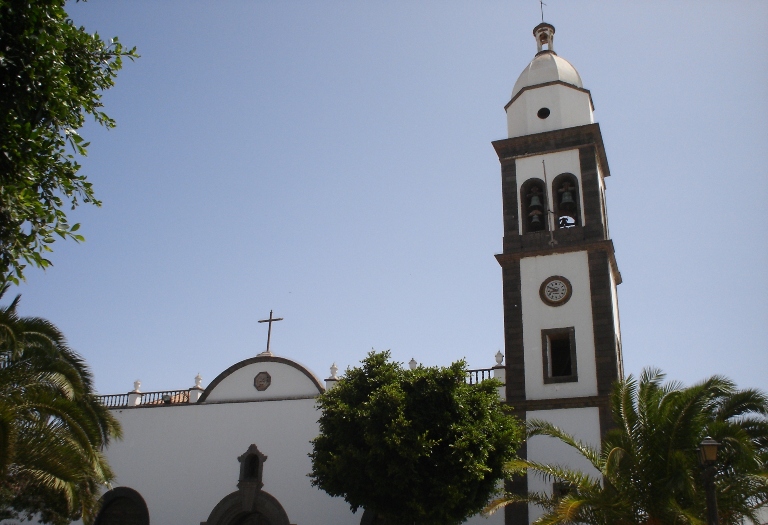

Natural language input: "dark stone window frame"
[541,327,578,384]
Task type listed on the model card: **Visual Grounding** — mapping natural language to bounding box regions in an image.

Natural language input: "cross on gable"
[257,310,283,356]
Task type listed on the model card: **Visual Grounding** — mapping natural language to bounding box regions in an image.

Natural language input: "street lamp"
[697,436,720,525]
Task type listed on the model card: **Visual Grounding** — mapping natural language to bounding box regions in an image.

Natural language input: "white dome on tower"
[511,52,583,99]
[505,22,594,138]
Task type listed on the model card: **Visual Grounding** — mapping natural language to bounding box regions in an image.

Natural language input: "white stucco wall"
[515,149,585,234]
[506,84,593,138]
[79,356,505,525]
[525,407,602,522]
[106,397,347,525]
[520,251,598,399]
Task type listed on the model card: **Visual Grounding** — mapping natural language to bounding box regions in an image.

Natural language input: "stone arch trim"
[201,490,292,525]
[198,355,324,403]
[94,486,150,525]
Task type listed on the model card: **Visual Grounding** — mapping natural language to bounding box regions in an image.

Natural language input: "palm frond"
[0,291,121,521]
[527,419,603,469]
[498,368,768,525]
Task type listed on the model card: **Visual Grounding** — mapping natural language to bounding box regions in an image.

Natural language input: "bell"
[528,195,543,209]
[529,211,543,231]
[559,191,576,212]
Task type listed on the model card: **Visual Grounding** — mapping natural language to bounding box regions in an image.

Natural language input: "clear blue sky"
[12,1,768,395]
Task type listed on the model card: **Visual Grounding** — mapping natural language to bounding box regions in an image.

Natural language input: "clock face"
[539,276,572,306]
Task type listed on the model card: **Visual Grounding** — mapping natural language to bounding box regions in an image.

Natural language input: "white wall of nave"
[84,353,507,525]
[106,398,354,525]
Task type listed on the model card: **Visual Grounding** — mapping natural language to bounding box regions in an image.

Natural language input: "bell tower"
[493,23,623,524]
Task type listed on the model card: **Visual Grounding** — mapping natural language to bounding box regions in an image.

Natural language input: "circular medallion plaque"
[539,276,572,307]
[254,371,272,391]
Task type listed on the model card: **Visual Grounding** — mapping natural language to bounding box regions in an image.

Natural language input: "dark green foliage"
[0,0,137,284]
[0,285,121,524]
[487,368,768,525]
[310,351,523,525]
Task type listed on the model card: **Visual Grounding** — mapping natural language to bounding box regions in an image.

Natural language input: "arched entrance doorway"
[93,487,150,525]
[201,444,293,525]
[202,490,291,525]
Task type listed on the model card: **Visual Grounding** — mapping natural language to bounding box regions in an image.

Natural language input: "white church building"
[81,22,621,525]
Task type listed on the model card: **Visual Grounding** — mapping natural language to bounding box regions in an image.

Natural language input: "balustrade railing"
[141,389,190,405]
[95,389,190,408]
[96,368,501,407]
[465,367,494,385]
[94,393,129,407]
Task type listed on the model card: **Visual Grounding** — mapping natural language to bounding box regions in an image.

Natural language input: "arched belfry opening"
[552,173,580,228]
[202,444,292,525]
[520,178,549,233]
[239,443,267,490]
[533,22,555,53]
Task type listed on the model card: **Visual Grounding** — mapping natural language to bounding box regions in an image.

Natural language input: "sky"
[11,1,768,396]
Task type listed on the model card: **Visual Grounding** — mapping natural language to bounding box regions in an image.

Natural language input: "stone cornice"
[492,123,611,179]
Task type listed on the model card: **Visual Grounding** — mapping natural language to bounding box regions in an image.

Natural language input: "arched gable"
[199,355,324,403]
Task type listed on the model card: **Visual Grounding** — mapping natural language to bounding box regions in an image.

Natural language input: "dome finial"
[533,22,556,54]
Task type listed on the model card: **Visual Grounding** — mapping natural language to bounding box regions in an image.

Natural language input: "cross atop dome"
[533,22,556,54]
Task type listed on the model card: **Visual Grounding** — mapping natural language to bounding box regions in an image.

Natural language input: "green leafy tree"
[0,0,137,284]
[0,285,121,524]
[310,351,523,525]
[486,368,768,525]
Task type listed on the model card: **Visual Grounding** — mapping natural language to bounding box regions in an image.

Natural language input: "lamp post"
[697,436,720,525]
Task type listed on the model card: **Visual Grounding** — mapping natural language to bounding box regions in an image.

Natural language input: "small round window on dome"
[537,107,551,119]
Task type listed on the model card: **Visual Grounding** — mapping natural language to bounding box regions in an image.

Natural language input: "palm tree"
[0,285,121,524]
[486,368,768,525]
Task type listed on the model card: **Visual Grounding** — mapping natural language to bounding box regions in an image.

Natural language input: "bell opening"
[521,179,550,234]
[533,23,556,53]
[553,175,580,229]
